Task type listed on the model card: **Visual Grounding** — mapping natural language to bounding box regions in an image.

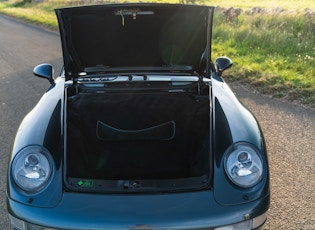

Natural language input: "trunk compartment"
[65,81,210,192]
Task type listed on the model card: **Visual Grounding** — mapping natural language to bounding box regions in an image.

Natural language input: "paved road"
[0,14,314,229]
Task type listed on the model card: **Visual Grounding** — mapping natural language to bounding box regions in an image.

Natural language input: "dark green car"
[7,3,269,230]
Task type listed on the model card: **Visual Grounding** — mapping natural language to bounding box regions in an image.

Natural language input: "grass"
[0,0,315,107]
[0,0,61,28]
[212,12,315,105]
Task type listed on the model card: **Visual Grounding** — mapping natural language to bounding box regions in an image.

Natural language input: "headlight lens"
[225,143,263,188]
[12,145,52,193]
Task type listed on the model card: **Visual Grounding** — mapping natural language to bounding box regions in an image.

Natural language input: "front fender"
[211,75,269,206]
[7,77,65,208]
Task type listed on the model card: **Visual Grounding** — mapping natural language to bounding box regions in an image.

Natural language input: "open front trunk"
[65,80,211,192]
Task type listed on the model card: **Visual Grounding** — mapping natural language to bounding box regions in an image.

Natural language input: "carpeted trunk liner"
[66,92,210,180]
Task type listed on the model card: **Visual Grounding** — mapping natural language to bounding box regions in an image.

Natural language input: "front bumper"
[7,191,269,230]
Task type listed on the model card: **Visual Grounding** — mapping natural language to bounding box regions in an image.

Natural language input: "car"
[7,3,270,230]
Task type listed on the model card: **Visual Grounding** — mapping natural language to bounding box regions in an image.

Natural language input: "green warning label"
[77,179,94,187]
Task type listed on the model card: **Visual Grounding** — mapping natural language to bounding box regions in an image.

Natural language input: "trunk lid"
[55,4,214,80]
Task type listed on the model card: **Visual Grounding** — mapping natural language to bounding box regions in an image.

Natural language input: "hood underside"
[55,4,214,79]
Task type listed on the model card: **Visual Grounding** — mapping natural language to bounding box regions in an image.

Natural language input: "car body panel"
[211,75,269,205]
[7,78,65,208]
[8,190,269,229]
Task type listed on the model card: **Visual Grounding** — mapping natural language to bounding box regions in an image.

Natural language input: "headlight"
[225,143,263,188]
[12,145,52,193]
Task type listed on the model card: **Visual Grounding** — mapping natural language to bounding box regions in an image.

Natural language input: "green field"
[1,0,314,107]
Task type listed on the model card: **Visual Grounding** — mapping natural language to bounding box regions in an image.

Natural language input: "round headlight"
[12,145,52,193]
[225,143,263,188]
